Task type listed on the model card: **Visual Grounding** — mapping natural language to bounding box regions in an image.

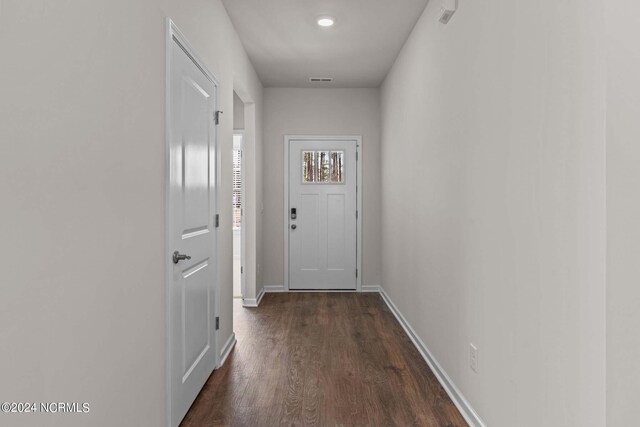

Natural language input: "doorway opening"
[233,92,245,300]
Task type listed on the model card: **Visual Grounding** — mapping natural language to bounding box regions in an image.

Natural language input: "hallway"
[3,0,637,425]
[180,293,467,426]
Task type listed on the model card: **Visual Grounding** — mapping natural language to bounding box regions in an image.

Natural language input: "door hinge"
[356,151,359,161]
[214,110,223,125]
[215,214,219,228]
[356,210,358,219]
[241,266,243,274]
[356,269,358,278]
[215,316,220,330]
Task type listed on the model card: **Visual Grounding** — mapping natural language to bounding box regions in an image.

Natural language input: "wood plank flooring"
[180,293,468,427]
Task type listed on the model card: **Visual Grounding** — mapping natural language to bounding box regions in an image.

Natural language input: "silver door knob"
[291,224,297,230]
[173,251,191,264]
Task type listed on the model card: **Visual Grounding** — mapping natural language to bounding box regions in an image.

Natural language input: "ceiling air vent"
[309,77,333,83]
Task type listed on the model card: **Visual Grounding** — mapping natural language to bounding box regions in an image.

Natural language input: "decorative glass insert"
[302,150,344,183]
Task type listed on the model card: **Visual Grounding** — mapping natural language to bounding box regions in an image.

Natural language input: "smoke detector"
[439,0,457,24]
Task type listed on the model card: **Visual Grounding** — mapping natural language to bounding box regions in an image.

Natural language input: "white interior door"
[168,23,218,427]
[289,139,357,290]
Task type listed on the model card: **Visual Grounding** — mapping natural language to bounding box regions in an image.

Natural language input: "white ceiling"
[222,0,429,88]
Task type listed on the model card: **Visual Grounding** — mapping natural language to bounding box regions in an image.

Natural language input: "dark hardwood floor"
[181,292,468,427]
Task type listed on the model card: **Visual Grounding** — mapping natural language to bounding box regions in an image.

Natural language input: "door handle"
[291,224,297,230]
[173,251,192,264]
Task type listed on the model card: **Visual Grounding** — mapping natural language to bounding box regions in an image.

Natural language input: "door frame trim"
[165,19,220,427]
[283,135,362,292]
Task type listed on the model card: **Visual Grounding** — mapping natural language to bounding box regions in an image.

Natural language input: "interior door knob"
[173,251,191,264]
[291,224,297,230]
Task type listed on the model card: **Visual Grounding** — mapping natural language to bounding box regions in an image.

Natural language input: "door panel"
[182,78,211,231]
[168,27,218,427]
[297,193,320,270]
[327,194,346,270]
[289,139,357,290]
[182,260,210,377]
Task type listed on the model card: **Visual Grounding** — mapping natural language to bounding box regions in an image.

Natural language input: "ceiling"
[222,0,429,88]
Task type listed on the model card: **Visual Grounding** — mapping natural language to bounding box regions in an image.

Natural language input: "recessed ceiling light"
[317,16,335,27]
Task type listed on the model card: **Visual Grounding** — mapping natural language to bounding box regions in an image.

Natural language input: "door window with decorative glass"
[302,150,344,183]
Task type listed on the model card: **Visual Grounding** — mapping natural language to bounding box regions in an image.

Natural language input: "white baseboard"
[264,284,381,293]
[378,288,486,427]
[264,285,361,293]
[242,287,265,307]
[218,332,236,368]
[256,287,265,305]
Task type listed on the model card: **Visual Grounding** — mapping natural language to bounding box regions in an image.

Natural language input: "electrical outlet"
[470,343,479,373]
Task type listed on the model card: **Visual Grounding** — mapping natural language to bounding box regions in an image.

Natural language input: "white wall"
[233,91,245,129]
[380,1,606,426]
[262,88,381,289]
[0,1,262,426]
[606,2,640,425]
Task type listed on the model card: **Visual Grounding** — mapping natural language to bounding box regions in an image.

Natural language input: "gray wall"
[0,1,263,425]
[380,1,606,426]
[606,2,640,425]
[262,88,381,289]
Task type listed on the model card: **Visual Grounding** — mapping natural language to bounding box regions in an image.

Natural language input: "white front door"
[168,23,218,427]
[288,138,357,290]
